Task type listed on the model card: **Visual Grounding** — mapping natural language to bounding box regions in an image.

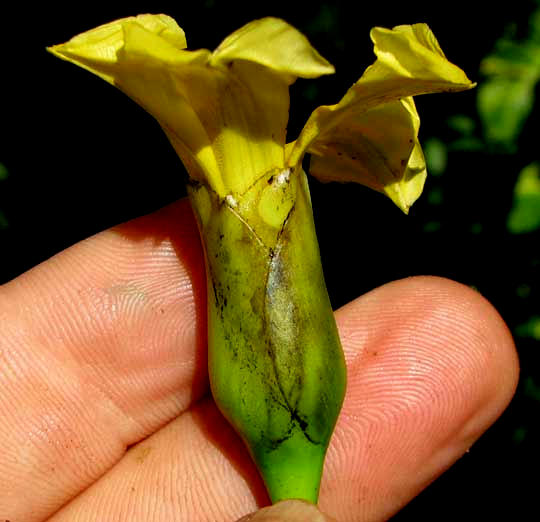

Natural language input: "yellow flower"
[48,15,474,213]
[49,16,476,504]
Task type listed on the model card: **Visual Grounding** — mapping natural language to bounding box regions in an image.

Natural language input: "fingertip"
[407,276,519,412]
[327,275,519,520]
[432,276,519,435]
[337,275,519,410]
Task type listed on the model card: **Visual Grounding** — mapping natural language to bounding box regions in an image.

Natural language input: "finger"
[237,499,338,522]
[0,200,208,521]
[48,276,518,521]
[319,277,518,520]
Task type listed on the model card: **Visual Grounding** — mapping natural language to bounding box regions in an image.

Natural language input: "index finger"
[0,199,208,521]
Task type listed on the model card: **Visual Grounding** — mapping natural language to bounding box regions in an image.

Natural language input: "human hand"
[0,199,518,521]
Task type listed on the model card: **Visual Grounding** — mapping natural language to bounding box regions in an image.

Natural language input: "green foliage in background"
[507,162,540,234]
[419,5,539,506]
[424,0,540,244]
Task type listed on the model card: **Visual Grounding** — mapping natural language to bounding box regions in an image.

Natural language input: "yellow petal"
[47,15,225,190]
[47,14,192,84]
[289,23,475,211]
[308,97,426,213]
[210,17,335,83]
[363,23,473,95]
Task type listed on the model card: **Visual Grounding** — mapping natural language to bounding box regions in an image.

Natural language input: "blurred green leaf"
[477,77,536,151]
[427,187,443,206]
[528,5,540,44]
[516,283,532,298]
[507,162,540,233]
[0,162,8,181]
[513,426,527,445]
[516,316,540,340]
[423,138,447,177]
[524,376,540,400]
[447,114,476,136]
[423,221,441,233]
[0,210,8,230]
[470,223,483,234]
[482,39,540,75]
[478,15,540,150]
[445,113,484,152]
[448,136,485,152]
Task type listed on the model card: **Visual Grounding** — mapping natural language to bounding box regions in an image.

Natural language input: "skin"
[0,198,518,521]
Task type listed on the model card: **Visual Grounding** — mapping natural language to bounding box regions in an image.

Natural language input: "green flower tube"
[48,15,474,504]
[189,167,345,502]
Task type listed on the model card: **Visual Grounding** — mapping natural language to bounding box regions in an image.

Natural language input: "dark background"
[1,1,539,519]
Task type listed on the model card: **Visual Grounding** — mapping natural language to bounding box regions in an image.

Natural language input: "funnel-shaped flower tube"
[48,15,474,503]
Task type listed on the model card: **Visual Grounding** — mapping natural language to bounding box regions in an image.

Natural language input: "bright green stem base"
[188,167,346,503]
[253,423,325,503]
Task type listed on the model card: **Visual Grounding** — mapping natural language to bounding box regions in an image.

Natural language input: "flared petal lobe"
[290,23,475,212]
[48,16,334,197]
[210,17,334,82]
[308,97,427,212]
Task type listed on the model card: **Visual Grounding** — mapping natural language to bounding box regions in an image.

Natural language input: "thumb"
[236,499,338,522]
